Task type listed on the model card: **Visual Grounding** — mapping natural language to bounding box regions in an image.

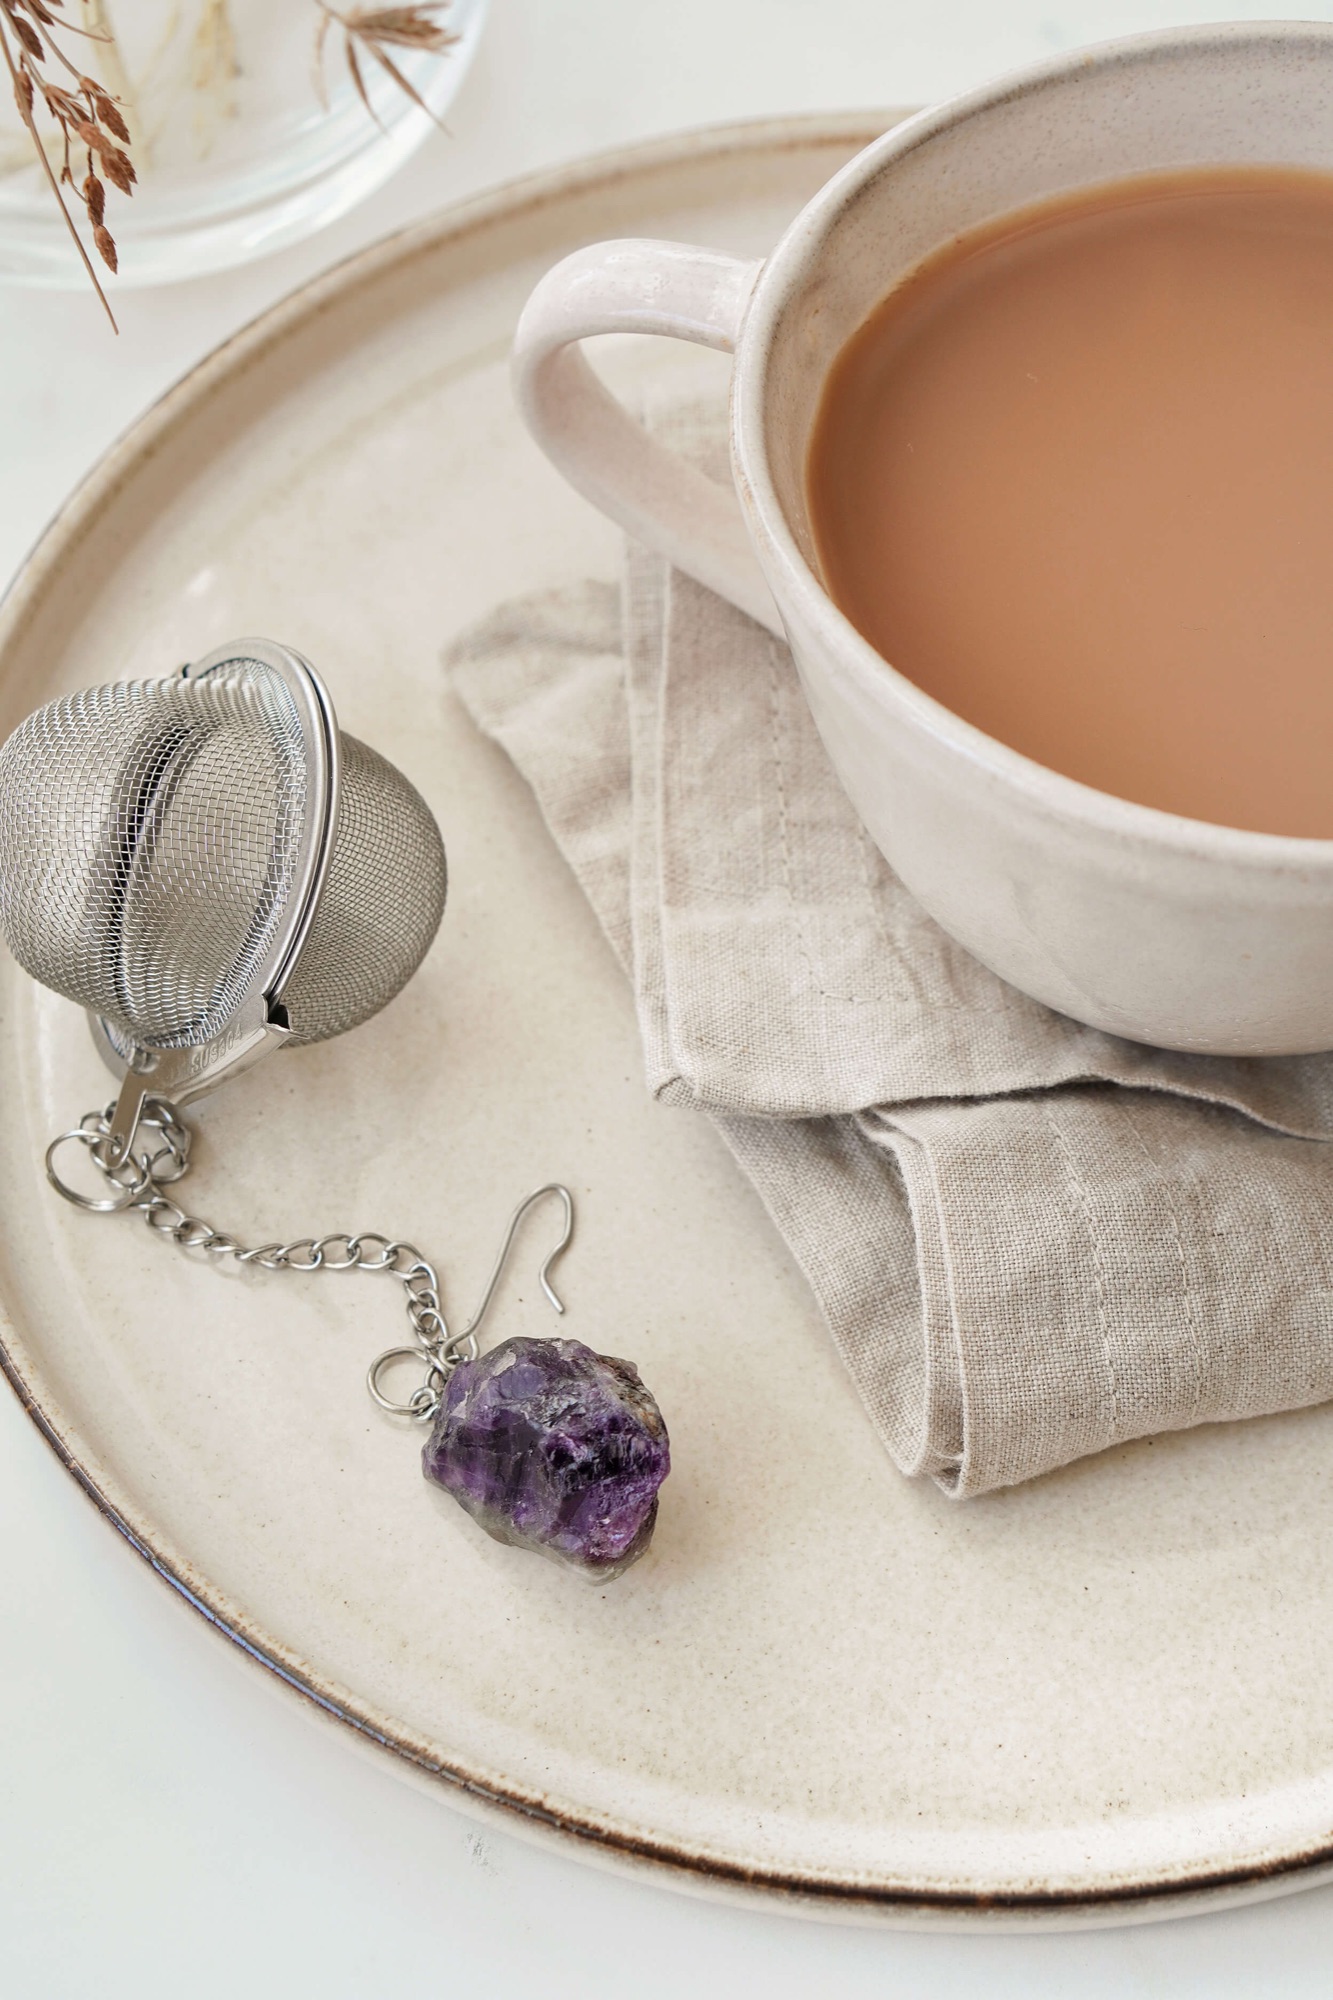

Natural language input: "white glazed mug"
[513,23,1333,1057]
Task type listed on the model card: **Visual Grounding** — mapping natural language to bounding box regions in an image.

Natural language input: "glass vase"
[0,0,488,287]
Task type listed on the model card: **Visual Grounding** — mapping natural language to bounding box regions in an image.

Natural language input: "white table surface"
[5,3,1333,1992]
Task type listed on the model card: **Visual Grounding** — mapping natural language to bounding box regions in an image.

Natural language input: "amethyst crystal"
[422,1337,670,1579]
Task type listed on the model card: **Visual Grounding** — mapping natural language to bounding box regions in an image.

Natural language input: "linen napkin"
[448,405,1333,1497]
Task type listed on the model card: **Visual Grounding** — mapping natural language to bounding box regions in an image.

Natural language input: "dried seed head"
[101,146,134,194]
[0,0,128,329]
[2,0,458,328]
[94,93,129,143]
[11,17,43,60]
[343,4,456,46]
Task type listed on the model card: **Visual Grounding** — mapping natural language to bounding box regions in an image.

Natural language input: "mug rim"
[732,18,1333,872]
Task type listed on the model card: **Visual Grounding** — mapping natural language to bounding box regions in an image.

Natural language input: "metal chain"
[44,1096,472,1422]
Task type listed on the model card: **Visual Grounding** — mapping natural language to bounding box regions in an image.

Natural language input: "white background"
[6,3,1333,1992]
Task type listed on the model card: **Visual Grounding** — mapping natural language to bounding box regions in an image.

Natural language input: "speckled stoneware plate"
[5,114,1333,1931]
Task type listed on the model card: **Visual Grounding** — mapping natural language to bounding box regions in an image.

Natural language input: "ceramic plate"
[4,114,1333,1930]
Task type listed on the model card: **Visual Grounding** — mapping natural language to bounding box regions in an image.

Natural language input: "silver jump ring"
[45,1129,146,1212]
[367,1345,442,1419]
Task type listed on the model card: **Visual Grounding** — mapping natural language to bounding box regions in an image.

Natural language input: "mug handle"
[511,239,784,635]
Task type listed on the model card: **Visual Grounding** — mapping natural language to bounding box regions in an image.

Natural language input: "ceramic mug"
[513,23,1333,1057]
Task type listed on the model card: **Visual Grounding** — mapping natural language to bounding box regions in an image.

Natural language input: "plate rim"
[3,107,1331,1929]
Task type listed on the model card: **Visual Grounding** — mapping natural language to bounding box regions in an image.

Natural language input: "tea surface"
[806,169,1333,837]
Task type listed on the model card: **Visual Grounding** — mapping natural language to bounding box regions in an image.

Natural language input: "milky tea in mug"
[805,168,1333,840]
[514,28,1333,1051]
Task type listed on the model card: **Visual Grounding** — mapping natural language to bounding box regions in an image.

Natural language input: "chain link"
[45,1097,474,1421]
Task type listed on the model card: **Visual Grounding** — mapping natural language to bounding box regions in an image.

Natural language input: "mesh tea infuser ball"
[0,637,446,1157]
[0,638,669,1579]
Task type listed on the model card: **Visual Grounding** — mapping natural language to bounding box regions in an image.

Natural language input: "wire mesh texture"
[0,660,446,1053]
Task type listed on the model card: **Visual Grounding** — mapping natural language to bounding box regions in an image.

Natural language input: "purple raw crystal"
[422,1336,670,1579]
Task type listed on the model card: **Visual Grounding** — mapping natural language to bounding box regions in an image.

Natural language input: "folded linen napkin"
[449,405,1333,1497]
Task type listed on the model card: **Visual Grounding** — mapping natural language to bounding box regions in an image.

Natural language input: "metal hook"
[458,1182,574,1344]
[365,1186,574,1420]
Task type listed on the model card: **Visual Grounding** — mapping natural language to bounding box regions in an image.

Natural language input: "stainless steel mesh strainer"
[0,638,446,1153]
